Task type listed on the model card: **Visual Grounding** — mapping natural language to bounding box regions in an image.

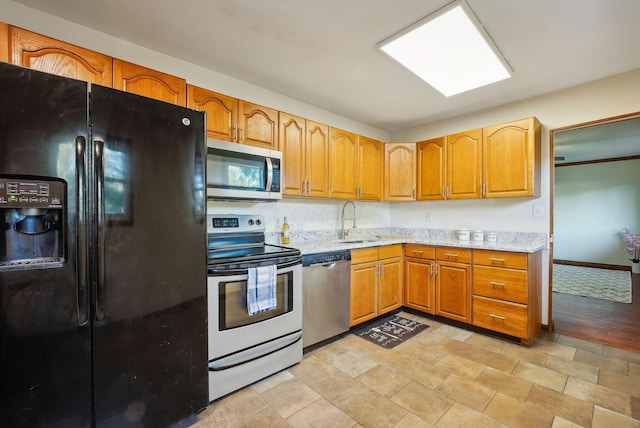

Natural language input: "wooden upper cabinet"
[357,136,383,200]
[280,112,306,196]
[0,23,9,63]
[305,120,329,198]
[483,117,541,198]
[447,129,482,199]
[113,59,186,106]
[384,143,416,201]
[187,85,238,141]
[329,127,358,199]
[238,101,279,149]
[9,26,112,86]
[417,137,446,200]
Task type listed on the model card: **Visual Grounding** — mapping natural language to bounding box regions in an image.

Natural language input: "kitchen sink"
[335,239,375,244]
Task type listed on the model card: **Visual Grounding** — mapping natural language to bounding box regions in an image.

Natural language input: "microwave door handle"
[265,157,273,191]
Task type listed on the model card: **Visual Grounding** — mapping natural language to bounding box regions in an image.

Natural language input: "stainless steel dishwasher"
[302,249,351,348]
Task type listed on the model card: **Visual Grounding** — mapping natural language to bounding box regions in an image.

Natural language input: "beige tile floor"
[195,312,640,427]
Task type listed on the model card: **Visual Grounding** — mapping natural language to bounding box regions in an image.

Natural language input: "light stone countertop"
[288,236,547,255]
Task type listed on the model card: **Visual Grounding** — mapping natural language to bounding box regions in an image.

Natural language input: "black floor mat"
[352,315,429,349]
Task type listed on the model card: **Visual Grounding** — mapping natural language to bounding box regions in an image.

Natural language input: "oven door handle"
[208,259,301,276]
[209,330,302,371]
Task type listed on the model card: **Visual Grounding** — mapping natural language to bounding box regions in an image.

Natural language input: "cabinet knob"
[489,313,506,320]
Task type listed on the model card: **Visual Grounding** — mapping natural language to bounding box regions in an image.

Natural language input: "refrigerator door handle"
[76,136,89,326]
[94,138,107,321]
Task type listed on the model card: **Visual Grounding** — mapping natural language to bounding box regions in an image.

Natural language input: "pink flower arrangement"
[623,228,640,263]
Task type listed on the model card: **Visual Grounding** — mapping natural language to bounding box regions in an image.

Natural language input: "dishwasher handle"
[307,261,339,268]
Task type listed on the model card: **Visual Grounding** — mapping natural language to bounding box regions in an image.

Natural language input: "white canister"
[472,230,485,242]
[486,232,497,243]
[457,229,470,241]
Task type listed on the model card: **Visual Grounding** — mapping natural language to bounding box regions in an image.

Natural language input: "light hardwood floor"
[553,272,640,353]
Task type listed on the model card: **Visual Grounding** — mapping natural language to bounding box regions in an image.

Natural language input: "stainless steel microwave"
[206,139,282,201]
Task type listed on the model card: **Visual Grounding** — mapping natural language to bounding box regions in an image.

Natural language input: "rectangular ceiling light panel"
[379,0,511,97]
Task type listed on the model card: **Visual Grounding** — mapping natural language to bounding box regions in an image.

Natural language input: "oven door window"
[219,269,294,330]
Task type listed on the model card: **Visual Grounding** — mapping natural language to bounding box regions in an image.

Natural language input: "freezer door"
[89,86,208,427]
[0,63,92,426]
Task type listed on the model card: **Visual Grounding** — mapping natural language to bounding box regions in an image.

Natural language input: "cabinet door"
[447,129,482,199]
[280,112,306,196]
[1,23,9,63]
[384,143,416,201]
[113,59,186,105]
[10,26,112,86]
[350,261,379,326]
[435,261,471,323]
[358,136,383,200]
[417,137,446,200]
[306,120,330,198]
[187,85,238,141]
[483,117,541,198]
[378,257,402,314]
[238,101,279,149]
[329,127,358,199]
[404,257,435,314]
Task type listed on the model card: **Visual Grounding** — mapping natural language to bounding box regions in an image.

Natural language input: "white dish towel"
[247,264,277,315]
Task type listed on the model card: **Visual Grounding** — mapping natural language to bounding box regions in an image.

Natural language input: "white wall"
[554,159,640,266]
[207,199,390,234]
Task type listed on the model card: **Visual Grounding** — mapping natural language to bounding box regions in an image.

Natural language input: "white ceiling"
[11,0,640,136]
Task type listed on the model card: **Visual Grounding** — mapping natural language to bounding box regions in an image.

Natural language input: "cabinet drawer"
[473,249,527,269]
[379,244,402,259]
[404,244,435,259]
[473,266,528,304]
[351,247,379,264]
[472,296,527,338]
[436,247,472,264]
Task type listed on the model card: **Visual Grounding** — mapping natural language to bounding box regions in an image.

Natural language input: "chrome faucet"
[340,201,357,239]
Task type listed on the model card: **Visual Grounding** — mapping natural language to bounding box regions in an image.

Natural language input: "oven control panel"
[207,214,265,234]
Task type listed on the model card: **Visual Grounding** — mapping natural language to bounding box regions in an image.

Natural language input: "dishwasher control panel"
[302,250,351,266]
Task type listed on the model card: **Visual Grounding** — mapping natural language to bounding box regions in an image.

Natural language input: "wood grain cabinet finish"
[187,85,238,141]
[350,245,402,326]
[329,127,359,199]
[472,249,542,345]
[358,136,384,200]
[403,244,436,314]
[435,247,472,323]
[187,86,279,149]
[9,26,112,86]
[280,114,329,197]
[113,59,186,106]
[417,137,446,200]
[447,129,483,199]
[238,101,279,149]
[483,117,541,198]
[1,23,9,63]
[384,143,416,201]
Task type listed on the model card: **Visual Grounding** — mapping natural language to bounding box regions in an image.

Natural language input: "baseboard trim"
[553,259,631,271]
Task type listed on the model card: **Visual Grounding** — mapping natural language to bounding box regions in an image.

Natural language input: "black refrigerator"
[0,62,208,427]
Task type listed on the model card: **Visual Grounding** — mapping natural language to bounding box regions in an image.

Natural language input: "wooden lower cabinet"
[434,247,472,323]
[472,249,542,344]
[403,244,436,313]
[350,245,402,326]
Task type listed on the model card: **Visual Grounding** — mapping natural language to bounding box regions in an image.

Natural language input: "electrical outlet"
[425,212,433,223]
[533,205,544,217]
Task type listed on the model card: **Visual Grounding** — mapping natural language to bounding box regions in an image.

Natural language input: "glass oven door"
[207,259,302,359]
